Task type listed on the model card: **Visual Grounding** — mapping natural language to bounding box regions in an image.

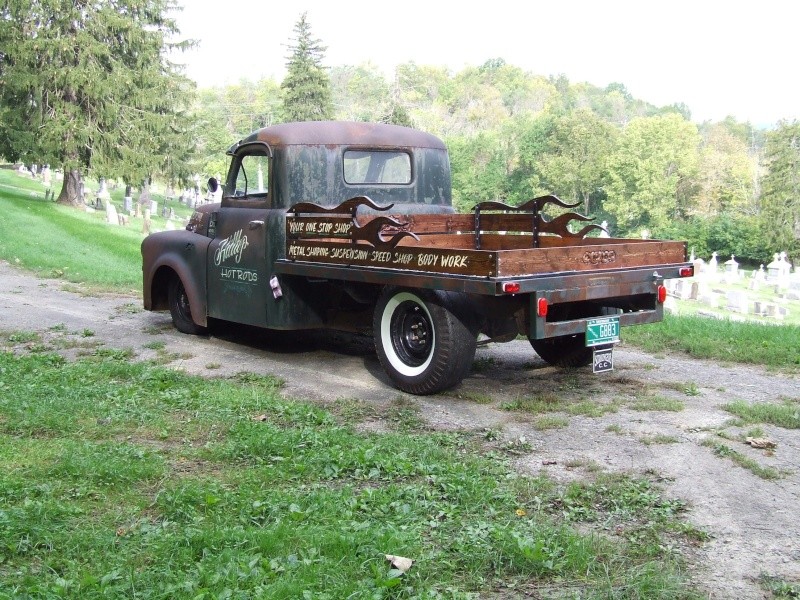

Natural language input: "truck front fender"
[141,230,211,326]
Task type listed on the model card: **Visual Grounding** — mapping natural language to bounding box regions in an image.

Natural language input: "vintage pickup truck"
[142,121,693,394]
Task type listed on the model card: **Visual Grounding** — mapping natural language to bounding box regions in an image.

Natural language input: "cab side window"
[233,151,270,198]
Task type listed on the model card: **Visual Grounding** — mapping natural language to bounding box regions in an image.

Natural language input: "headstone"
[673,280,692,300]
[105,202,118,226]
[699,291,720,308]
[726,291,749,314]
[708,252,719,279]
[143,209,151,235]
[97,178,111,201]
[118,214,130,226]
[123,196,133,213]
[134,203,142,219]
[599,220,610,238]
[690,281,699,300]
[724,255,739,283]
[767,253,781,282]
[664,296,678,314]
[42,165,51,186]
[165,219,175,231]
[776,252,792,289]
[150,201,157,215]
[753,301,766,316]
[693,258,706,279]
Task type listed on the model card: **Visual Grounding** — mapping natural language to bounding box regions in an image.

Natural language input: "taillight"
[657,285,667,303]
[679,266,694,277]
[502,282,521,294]
[537,297,548,317]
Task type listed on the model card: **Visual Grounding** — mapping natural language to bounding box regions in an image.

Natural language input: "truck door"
[206,145,271,327]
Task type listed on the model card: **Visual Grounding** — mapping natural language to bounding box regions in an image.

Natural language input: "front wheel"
[168,276,207,335]
[373,288,476,395]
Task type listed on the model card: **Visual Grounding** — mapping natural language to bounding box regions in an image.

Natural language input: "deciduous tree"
[538,109,617,214]
[604,114,700,233]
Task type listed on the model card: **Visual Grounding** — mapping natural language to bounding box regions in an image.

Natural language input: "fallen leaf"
[385,554,413,573]
[253,414,268,422]
[515,508,527,517]
[745,437,776,449]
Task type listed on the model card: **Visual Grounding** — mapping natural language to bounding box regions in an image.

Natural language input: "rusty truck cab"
[144,121,455,333]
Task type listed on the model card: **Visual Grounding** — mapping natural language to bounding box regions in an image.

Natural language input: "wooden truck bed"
[279,196,687,282]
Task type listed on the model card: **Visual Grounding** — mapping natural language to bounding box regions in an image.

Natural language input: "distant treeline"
[191,59,798,264]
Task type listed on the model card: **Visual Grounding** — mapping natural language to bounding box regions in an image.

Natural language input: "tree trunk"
[56,169,84,207]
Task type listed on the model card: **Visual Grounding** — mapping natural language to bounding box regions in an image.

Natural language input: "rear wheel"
[168,276,207,335]
[530,334,592,367]
[373,288,476,395]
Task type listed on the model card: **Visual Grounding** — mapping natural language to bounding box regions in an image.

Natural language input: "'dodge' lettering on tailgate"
[582,249,617,265]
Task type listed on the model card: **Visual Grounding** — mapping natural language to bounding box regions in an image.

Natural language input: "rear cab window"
[343,150,412,185]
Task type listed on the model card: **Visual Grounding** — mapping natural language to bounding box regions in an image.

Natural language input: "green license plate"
[586,316,620,347]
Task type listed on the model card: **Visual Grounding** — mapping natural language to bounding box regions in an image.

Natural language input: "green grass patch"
[628,395,685,412]
[624,313,800,371]
[0,350,704,598]
[723,399,800,429]
[759,573,800,598]
[533,415,569,430]
[702,440,784,480]
[640,434,680,446]
[501,393,617,418]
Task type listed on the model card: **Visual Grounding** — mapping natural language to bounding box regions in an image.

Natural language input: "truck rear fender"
[142,231,210,327]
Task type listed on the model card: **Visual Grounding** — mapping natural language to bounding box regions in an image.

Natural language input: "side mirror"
[207,177,219,193]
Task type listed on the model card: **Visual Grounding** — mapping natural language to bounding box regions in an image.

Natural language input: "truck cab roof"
[227,121,447,154]
[224,121,453,213]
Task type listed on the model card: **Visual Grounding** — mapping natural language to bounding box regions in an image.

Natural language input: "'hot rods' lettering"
[214,229,249,266]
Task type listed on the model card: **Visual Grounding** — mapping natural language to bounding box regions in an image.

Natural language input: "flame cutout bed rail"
[472,194,605,248]
[286,196,419,249]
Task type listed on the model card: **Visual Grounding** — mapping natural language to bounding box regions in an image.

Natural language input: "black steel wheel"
[168,276,207,335]
[373,287,476,395]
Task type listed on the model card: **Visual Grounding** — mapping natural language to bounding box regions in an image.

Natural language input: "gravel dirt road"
[2,260,798,599]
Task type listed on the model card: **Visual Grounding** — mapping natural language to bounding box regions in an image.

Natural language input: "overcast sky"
[174,0,799,128]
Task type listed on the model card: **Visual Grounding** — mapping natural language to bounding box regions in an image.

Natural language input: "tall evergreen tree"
[760,120,800,260]
[281,13,333,122]
[0,0,194,206]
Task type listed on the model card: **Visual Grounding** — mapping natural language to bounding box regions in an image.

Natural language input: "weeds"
[702,440,784,480]
[533,415,569,430]
[629,395,685,412]
[759,573,800,598]
[723,399,800,429]
[640,434,680,445]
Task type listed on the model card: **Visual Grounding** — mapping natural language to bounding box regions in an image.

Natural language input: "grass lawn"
[0,167,190,294]
[0,349,703,598]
